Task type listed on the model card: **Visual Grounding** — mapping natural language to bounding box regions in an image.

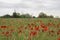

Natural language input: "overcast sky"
[0,0,60,17]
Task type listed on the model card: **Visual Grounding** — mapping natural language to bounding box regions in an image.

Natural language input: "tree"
[20,14,32,18]
[1,14,12,18]
[33,16,36,18]
[20,14,26,18]
[12,12,20,18]
[48,15,54,18]
[38,12,48,18]
[24,14,32,18]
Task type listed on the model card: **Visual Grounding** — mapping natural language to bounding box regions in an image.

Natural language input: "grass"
[0,18,60,40]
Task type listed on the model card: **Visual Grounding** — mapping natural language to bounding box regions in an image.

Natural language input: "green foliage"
[48,15,54,18]
[38,12,48,18]
[12,12,20,18]
[38,12,54,18]
[33,16,36,18]
[1,14,12,18]
[0,11,55,18]
[20,14,32,18]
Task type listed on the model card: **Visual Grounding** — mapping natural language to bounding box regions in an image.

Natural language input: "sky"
[0,0,60,17]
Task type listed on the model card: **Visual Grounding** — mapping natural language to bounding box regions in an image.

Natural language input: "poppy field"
[0,18,60,40]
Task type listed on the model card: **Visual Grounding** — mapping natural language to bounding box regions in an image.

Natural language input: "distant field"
[0,18,60,40]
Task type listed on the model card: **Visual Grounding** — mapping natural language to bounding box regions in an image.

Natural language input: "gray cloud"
[0,0,60,10]
[0,2,30,8]
[0,0,60,17]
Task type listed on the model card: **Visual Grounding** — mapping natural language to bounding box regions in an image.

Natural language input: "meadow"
[0,18,60,40]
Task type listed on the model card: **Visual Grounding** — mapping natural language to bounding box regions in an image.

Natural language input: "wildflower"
[57,38,60,40]
[58,29,60,33]
[30,31,37,36]
[42,26,48,32]
[1,26,7,28]
[5,31,9,35]
[34,26,39,31]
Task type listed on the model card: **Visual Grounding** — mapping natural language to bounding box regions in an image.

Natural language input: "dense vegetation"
[0,12,54,18]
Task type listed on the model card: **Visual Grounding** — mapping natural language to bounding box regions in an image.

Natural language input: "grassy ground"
[0,18,60,40]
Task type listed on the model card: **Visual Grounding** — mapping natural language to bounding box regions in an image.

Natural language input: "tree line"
[0,12,54,18]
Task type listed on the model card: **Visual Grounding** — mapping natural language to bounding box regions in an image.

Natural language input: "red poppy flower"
[30,31,37,36]
[1,26,7,28]
[34,26,39,31]
[42,26,48,32]
[5,31,9,35]
[58,29,60,33]
[41,24,47,29]
[57,38,60,40]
